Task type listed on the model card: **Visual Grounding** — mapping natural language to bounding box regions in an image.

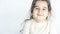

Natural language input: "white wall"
[53,0,60,34]
[0,0,32,34]
[0,0,60,34]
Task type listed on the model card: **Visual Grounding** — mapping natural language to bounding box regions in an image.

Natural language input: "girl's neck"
[33,18,47,23]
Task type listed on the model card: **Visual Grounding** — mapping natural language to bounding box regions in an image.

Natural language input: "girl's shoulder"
[19,19,33,33]
[24,19,34,23]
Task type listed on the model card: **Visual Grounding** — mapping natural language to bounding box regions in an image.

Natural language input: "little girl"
[20,0,57,34]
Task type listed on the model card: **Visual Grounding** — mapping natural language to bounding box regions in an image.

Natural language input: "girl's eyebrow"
[34,6,39,7]
[43,7,48,9]
[34,6,47,8]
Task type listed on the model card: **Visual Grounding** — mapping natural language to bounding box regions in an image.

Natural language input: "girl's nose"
[38,9,43,14]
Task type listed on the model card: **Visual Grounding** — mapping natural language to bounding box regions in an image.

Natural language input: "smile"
[37,14,43,16]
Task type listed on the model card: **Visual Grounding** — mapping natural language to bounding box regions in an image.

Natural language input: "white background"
[0,0,60,34]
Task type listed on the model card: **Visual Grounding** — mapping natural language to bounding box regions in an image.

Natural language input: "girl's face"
[33,1,49,21]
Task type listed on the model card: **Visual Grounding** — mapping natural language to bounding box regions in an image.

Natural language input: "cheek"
[33,10,38,16]
[43,11,49,16]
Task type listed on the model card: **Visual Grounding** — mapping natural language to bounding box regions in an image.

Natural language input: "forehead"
[35,1,48,7]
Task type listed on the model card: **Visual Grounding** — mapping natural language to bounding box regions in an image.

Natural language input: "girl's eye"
[43,8,46,10]
[34,7,39,10]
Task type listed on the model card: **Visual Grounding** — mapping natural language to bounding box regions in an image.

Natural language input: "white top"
[22,19,57,34]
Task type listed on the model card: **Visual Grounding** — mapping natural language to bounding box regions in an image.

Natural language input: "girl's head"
[30,0,51,21]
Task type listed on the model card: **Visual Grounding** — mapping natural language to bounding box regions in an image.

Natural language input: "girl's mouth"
[37,14,43,16]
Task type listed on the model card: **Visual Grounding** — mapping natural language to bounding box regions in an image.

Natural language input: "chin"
[33,16,46,20]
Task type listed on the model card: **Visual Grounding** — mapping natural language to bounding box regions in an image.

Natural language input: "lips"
[37,14,43,16]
